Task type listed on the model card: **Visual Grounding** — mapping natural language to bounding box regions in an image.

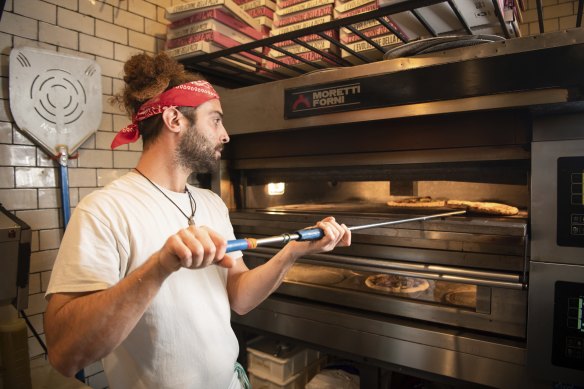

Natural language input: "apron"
[227,362,251,389]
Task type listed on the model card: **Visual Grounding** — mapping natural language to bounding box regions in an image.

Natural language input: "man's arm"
[45,254,169,376]
[226,217,351,315]
[45,225,233,377]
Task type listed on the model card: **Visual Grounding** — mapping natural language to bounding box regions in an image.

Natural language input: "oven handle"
[247,248,526,290]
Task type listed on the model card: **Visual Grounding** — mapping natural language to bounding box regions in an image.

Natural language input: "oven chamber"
[212,29,584,388]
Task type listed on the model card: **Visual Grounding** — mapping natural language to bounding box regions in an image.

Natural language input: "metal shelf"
[175,0,579,88]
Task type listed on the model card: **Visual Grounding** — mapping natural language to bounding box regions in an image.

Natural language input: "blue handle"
[226,239,251,253]
[296,228,324,241]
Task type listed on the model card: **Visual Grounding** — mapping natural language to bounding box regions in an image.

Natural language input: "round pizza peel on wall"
[9,47,102,155]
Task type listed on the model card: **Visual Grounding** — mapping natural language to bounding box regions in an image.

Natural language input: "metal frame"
[178,0,521,87]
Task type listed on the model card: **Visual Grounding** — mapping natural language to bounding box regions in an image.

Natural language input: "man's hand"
[157,225,235,274]
[288,216,351,256]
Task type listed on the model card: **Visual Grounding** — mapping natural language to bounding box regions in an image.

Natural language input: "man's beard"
[175,125,222,173]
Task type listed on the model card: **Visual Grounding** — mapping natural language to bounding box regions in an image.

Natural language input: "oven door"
[245,247,527,338]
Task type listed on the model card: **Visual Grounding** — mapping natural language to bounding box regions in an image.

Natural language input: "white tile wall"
[0,5,170,386]
[0,1,579,388]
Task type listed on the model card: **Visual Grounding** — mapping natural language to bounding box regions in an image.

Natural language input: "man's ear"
[161,107,183,134]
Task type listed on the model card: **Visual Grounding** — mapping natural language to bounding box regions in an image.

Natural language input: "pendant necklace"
[135,168,197,226]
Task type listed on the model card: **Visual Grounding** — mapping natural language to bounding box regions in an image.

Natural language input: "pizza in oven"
[386,196,446,208]
[365,274,430,294]
[446,200,519,216]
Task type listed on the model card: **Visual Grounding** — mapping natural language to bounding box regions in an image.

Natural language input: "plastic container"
[249,358,323,389]
[246,337,321,383]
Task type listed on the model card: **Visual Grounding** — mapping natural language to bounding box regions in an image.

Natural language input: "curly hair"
[110,52,204,148]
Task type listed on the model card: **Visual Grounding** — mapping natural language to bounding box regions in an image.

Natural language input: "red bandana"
[111,80,220,149]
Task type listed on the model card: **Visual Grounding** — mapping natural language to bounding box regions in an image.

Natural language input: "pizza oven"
[211,29,584,388]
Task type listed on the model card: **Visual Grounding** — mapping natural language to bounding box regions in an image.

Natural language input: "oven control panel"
[558,157,584,247]
[552,281,584,370]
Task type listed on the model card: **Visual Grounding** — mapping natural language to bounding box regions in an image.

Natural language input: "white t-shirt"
[47,172,242,389]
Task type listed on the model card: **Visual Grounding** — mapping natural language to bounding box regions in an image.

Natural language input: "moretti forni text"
[312,84,360,107]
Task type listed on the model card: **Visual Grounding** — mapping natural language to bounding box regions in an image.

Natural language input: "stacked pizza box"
[266,0,339,75]
[234,0,276,36]
[335,0,405,64]
[164,0,265,71]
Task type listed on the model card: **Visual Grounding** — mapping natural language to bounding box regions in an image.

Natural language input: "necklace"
[135,168,196,225]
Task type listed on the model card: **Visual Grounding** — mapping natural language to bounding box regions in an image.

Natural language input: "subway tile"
[24,311,43,337]
[58,46,95,61]
[99,113,114,132]
[544,2,574,18]
[37,151,60,167]
[145,18,166,36]
[98,168,129,187]
[28,334,47,359]
[39,22,78,50]
[104,94,125,115]
[44,0,77,11]
[95,55,124,78]
[79,133,97,150]
[129,138,143,152]
[101,75,113,95]
[40,271,51,292]
[31,230,39,252]
[559,14,577,29]
[0,167,14,188]
[0,52,9,74]
[113,9,144,33]
[543,17,560,31]
[128,30,157,52]
[29,248,58,273]
[79,187,98,200]
[40,187,79,209]
[114,43,142,62]
[113,114,131,133]
[16,208,60,230]
[96,19,128,44]
[80,34,114,59]
[68,168,97,187]
[87,371,109,389]
[13,37,55,52]
[0,145,37,166]
[28,334,46,359]
[84,360,104,376]
[14,0,56,24]
[0,98,13,121]
[39,229,63,251]
[113,150,140,169]
[57,7,94,35]
[156,0,173,7]
[128,0,157,20]
[0,76,7,100]
[157,5,168,23]
[107,0,128,10]
[12,127,34,145]
[79,0,114,23]
[28,273,41,294]
[112,77,126,94]
[96,130,116,149]
[0,188,37,209]
[77,149,113,168]
[23,292,47,316]
[0,12,38,40]
[15,167,57,188]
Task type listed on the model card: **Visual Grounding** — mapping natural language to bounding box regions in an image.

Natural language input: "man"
[44,53,351,389]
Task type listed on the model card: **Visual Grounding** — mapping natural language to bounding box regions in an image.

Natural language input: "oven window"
[284,263,477,310]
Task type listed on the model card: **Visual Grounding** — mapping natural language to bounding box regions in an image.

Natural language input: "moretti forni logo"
[285,82,362,118]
